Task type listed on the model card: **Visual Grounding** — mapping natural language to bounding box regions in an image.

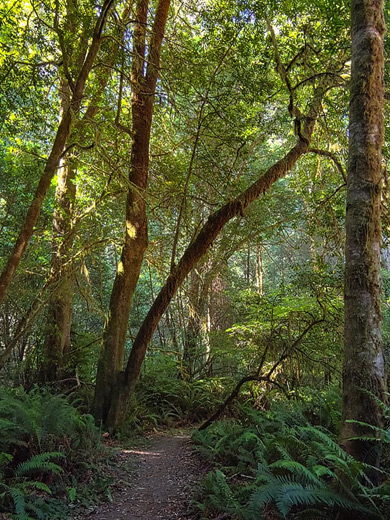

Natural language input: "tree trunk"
[0,0,115,304]
[255,244,264,297]
[103,79,334,429]
[340,0,386,470]
[92,0,171,424]
[42,59,77,380]
[43,154,76,381]
[42,1,132,381]
[182,270,202,380]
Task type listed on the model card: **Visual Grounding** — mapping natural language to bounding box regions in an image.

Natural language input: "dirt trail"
[84,433,204,520]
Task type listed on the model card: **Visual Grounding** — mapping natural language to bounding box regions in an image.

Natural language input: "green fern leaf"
[24,480,52,494]
[10,487,28,520]
[15,452,64,477]
[268,459,323,486]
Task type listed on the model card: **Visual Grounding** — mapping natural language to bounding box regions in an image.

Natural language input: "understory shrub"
[129,354,225,428]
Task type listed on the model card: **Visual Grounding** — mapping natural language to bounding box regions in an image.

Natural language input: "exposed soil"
[82,432,205,520]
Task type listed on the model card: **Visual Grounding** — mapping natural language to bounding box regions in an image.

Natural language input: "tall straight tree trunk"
[340,0,386,468]
[0,0,115,304]
[92,0,171,424]
[182,270,201,380]
[182,268,212,379]
[103,79,336,429]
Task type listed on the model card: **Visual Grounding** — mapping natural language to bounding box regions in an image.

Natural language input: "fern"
[0,386,107,519]
[248,477,377,518]
[194,403,387,519]
[10,487,29,520]
[268,460,322,486]
[15,452,64,477]
[25,481,52,494]
[197,470,244,517]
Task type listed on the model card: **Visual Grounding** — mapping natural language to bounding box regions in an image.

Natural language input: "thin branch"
[308,147,347,182]
[316,183,347,211]
[293,72,346,92]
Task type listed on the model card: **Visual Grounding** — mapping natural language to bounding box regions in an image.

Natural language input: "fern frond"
[311,464,335,479]
[299,426,346,459]
[23,480,52,494]
[10,487,28,520]
[248,481,279,516]
[268,459,323,486]
[0,452,13,465]
[249,480,376,518]
[273,442,293,461]
[15,452,64,477]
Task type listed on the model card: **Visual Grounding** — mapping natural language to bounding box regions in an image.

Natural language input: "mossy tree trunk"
[42,3,132,382]
[43,144,76,381]
[340,0,387,468]
[182,268,212,380]
[92,0,172,425]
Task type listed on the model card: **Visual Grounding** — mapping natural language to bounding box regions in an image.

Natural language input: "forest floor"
[80,430,205,520]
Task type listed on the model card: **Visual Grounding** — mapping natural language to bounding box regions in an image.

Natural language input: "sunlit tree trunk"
[340,0,386,469]
[43,82,76,381]
[43,157,76,381]
[42,109,76,380]
[92,0,171,425]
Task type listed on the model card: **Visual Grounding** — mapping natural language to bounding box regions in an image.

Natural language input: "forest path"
[83,432,204,520]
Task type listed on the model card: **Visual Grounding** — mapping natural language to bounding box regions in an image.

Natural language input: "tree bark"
[92,0,171,424]
[43,151,76,381]
[0,0,115,304]
[103,79,335,429]
[340,0,386,469]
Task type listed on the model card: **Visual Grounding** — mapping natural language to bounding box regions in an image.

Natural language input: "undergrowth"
[192,388,390,520]
[0,386,113,520]
[128,355,225,429]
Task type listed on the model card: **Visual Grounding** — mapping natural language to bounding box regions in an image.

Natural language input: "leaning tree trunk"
[92,0,171,425]
[103,79,336,429]
[0,0,115,304]
[340,0,386,469]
